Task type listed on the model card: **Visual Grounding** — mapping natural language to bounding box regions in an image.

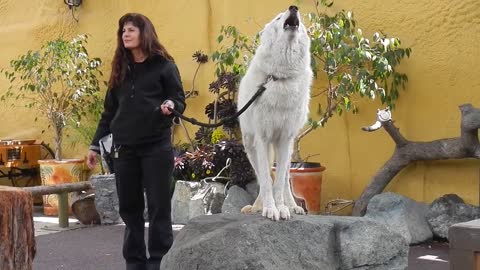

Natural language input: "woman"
[86,13,186,270]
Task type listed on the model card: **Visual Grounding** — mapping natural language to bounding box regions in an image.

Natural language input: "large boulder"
[161,214,408,270]
[365,192,432,244]
[426,194,480,239]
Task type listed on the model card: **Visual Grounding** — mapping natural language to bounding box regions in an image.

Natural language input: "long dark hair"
[108,13,174,90]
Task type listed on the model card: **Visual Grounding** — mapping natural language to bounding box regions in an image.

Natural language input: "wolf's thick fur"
[238,6,313,221]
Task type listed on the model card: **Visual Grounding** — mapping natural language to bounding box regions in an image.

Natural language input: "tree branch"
[352,104,480,216]
[382,121,409,146]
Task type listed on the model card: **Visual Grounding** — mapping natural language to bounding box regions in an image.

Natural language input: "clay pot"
[38,158,87,216]
[273,162,326,214]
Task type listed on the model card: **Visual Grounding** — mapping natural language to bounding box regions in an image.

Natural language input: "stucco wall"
[0,0,478,209]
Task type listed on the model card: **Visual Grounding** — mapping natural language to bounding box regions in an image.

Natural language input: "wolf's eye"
[276,17,281,21]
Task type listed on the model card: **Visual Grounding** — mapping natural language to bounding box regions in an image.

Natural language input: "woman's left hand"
[160,100,174,115]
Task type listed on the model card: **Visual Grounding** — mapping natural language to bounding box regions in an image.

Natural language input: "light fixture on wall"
[64,0,82,22]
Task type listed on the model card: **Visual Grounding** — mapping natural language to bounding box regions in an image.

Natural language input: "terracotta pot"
[38,158,87,216]
[273,162,326,214]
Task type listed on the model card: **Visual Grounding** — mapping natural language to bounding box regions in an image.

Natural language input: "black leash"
[167,76,275,128]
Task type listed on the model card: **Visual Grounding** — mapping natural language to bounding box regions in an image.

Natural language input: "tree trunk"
[54,126,62,161]
[352,104,480,216]
[0,186,36,270]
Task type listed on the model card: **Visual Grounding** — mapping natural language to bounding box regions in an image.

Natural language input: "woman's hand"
[160,100,174,115]
[86,150,98,169]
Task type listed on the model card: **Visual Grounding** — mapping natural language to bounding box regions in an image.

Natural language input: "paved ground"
[33,209,184,270]
[33,210,450,270]
[409,241,449,270]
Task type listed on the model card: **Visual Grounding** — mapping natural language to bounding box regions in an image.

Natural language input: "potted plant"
[284,0,411,214]
[1,34,103,215]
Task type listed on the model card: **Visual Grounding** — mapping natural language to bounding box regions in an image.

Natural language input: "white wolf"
[238,6,313,221]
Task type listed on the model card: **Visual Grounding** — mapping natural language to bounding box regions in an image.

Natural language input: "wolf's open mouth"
[283,14,299,30]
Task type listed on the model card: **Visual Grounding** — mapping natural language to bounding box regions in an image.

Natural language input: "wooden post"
[0,186,36,270]
[57,193,69,228]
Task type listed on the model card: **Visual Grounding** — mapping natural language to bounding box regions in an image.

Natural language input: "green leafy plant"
[173,145,216,182]
[69,90,104,147]
[207,26,259,136]
[291,0,412,161]
[213,140,255,187]
[173,140,255,187]
[172,30,258,184]
[68,90,106,172]
[1,34,103,160]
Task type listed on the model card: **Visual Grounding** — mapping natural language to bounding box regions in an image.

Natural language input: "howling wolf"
[238,6,313,221]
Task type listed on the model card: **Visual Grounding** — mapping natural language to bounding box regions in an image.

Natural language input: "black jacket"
[90,55,186,150]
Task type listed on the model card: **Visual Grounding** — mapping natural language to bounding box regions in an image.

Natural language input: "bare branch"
[382,121,409,146]
[352,104,480,216]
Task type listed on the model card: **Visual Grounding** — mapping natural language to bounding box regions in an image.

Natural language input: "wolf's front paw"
[277,205,291,220]
[291,205,305,215]
[262,206,280,221]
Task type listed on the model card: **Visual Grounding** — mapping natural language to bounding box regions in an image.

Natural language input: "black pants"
[113,140,174,270]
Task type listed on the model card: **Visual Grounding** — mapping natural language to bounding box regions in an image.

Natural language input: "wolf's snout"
[289,5,298,12]
[284,6,300,31]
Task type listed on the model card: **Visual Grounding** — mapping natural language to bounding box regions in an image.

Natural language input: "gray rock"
[221,185,254,214]
[245,181,259,199]
[330,216,408,270]
[90,174,122,225]
[171,180,226,224]
[161,214,408,270]
[427,194,480,239]
[171,181,204,224]
[203,182,226,214]
[365,192,432,244]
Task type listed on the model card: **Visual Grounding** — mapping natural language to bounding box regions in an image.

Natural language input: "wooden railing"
[23,182,92,228]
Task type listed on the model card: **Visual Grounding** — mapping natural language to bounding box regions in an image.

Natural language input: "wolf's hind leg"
[284,169,305,215]
[240,194,263,214]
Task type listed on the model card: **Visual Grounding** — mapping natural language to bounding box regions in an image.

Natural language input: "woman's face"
[122,22,141,50]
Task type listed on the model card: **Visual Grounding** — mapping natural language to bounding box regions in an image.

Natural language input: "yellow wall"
[1,0,479,208]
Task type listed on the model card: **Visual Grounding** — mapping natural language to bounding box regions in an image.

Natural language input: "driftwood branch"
[352,104,480,216]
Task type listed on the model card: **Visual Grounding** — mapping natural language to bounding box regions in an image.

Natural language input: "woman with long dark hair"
[86,13,186,270]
